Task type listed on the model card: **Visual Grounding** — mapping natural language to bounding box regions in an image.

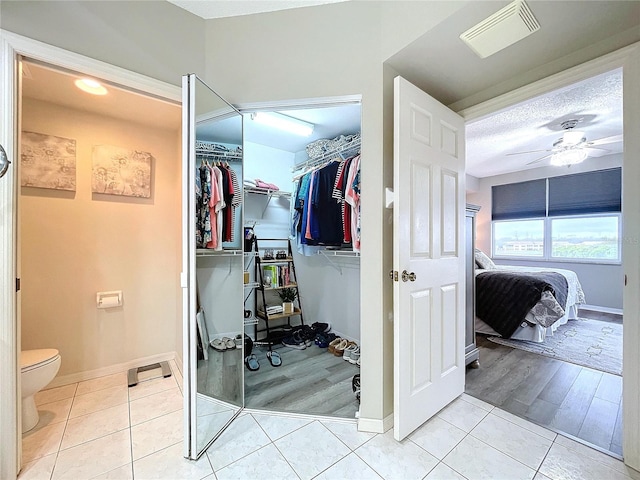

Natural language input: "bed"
[473,250,586,343]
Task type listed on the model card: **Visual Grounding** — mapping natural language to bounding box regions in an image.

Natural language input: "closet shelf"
[263,283,298,291]
[244,187,291,198]
[196,249,243,257]
[256,308,302,321]
[260,257,294,264]
[318,250,360,257]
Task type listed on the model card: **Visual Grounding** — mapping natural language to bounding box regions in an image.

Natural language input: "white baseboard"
[47,351,179,389]
[580,304,623,315]
[357,413,393,434]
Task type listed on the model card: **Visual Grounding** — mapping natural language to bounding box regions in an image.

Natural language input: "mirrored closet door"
[182,74,244,459]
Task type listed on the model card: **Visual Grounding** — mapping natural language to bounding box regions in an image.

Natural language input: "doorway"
[463,68,624,456]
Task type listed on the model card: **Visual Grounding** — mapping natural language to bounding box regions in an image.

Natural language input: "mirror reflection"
[193,77,243,453]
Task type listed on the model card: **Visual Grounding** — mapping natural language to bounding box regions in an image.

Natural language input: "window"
[492,168,621,263]
[551,215,620,260]
[493,219,544,257]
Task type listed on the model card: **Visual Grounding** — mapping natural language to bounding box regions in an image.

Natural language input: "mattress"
[475,265,585,343]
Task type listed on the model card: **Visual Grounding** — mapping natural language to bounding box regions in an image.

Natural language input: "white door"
[393,76,466,441]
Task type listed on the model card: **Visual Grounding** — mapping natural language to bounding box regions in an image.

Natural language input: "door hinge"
[16,278,20,292]
[389,270,398,282]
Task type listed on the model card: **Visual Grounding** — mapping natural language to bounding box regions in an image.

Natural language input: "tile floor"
[18,361,640,480]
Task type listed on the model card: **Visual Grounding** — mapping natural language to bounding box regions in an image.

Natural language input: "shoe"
[234,334,243,349]
[352,374,360,392]
[327,337,343,354]
[343,343,358,362]
[348,346,360,365]
[333,339,349,357]
[311,322,331,333]
[245,354,259,371]
[266,351,282,367]
[282,332,306,350]
[300,325,316,347]
[221,337,235,349]
[210,338,226,351]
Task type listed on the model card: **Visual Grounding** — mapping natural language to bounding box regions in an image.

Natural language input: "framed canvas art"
[21,131,77,191]
[92,145,152,198]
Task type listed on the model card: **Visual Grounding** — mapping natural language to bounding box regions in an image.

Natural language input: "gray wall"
[467,154,624,310]
[0,0,205,86]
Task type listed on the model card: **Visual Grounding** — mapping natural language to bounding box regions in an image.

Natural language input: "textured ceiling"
[466,69,623,178]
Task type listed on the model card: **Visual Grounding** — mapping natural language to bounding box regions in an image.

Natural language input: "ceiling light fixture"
[550,148,588,167]
[251,112,314,137]
[561,130,586,146]
[74,78,108,95]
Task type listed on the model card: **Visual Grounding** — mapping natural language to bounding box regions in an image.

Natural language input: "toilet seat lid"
[21,349,60,370]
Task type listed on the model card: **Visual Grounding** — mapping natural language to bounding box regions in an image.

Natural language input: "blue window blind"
[548,168,621,216]
[492,179,546,220]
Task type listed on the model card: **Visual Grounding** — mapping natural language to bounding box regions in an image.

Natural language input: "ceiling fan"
[508,119,623,167]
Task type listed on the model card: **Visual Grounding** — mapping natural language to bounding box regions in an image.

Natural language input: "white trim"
[580,305,623,316]
[0,30,184,480]
[0,31,20,480]
[460,42,640,470]
[357,413,393,434]
[0,30,181,103]
[46,352,178,389]
[234,95,362,113]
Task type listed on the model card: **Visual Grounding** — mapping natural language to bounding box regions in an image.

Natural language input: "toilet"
[21,349,61,432]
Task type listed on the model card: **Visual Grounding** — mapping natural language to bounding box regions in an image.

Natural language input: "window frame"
[492,212,622,265]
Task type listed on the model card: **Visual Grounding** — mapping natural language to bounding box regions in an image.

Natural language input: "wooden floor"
[465,310,623,456]
[245,343,360,419]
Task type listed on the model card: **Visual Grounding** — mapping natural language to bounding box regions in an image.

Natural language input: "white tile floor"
[18,361,640,480]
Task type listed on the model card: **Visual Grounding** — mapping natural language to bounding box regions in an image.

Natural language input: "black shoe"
[311,322,332,333]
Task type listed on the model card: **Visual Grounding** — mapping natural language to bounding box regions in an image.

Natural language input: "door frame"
[457,42,640,469]
[0,30,180,479]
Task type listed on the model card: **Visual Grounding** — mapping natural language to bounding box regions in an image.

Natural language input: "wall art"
[91,145,152,198]
[21,131,77,191]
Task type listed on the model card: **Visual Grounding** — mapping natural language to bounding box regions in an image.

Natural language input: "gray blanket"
[476,270,568,338]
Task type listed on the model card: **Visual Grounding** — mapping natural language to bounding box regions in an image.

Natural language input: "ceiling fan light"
[562,130,585,146]
[550,149,588,166]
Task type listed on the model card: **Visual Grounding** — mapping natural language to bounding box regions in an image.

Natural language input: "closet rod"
[292,137,361,174]
[196,151,242,160]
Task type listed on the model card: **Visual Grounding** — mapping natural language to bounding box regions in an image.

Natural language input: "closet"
[183,73,362,458]
[242,107,362,416]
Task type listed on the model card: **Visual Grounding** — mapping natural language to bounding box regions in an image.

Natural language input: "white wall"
[20,98,181,377]
[467,154,623,310]
[243,141,362,341]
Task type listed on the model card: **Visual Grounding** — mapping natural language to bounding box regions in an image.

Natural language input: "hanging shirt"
[198,164,213,247]
[311,161,342,245]
[345,154,361,252]
[229,167,241,242]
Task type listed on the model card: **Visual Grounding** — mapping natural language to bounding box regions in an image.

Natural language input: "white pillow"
[474,249,497,270]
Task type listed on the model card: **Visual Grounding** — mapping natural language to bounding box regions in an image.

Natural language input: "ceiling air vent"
[460,0,540,59]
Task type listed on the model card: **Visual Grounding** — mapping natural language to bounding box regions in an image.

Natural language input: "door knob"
[0,144,9,179]
[402,270,416,282]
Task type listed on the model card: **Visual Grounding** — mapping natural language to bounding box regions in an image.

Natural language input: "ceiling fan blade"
[585,147,611,157]
[587,134,623,146]
[526,154,551,165]
[506,148,552,156]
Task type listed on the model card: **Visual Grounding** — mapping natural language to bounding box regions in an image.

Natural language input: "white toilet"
[21,349,61,432]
